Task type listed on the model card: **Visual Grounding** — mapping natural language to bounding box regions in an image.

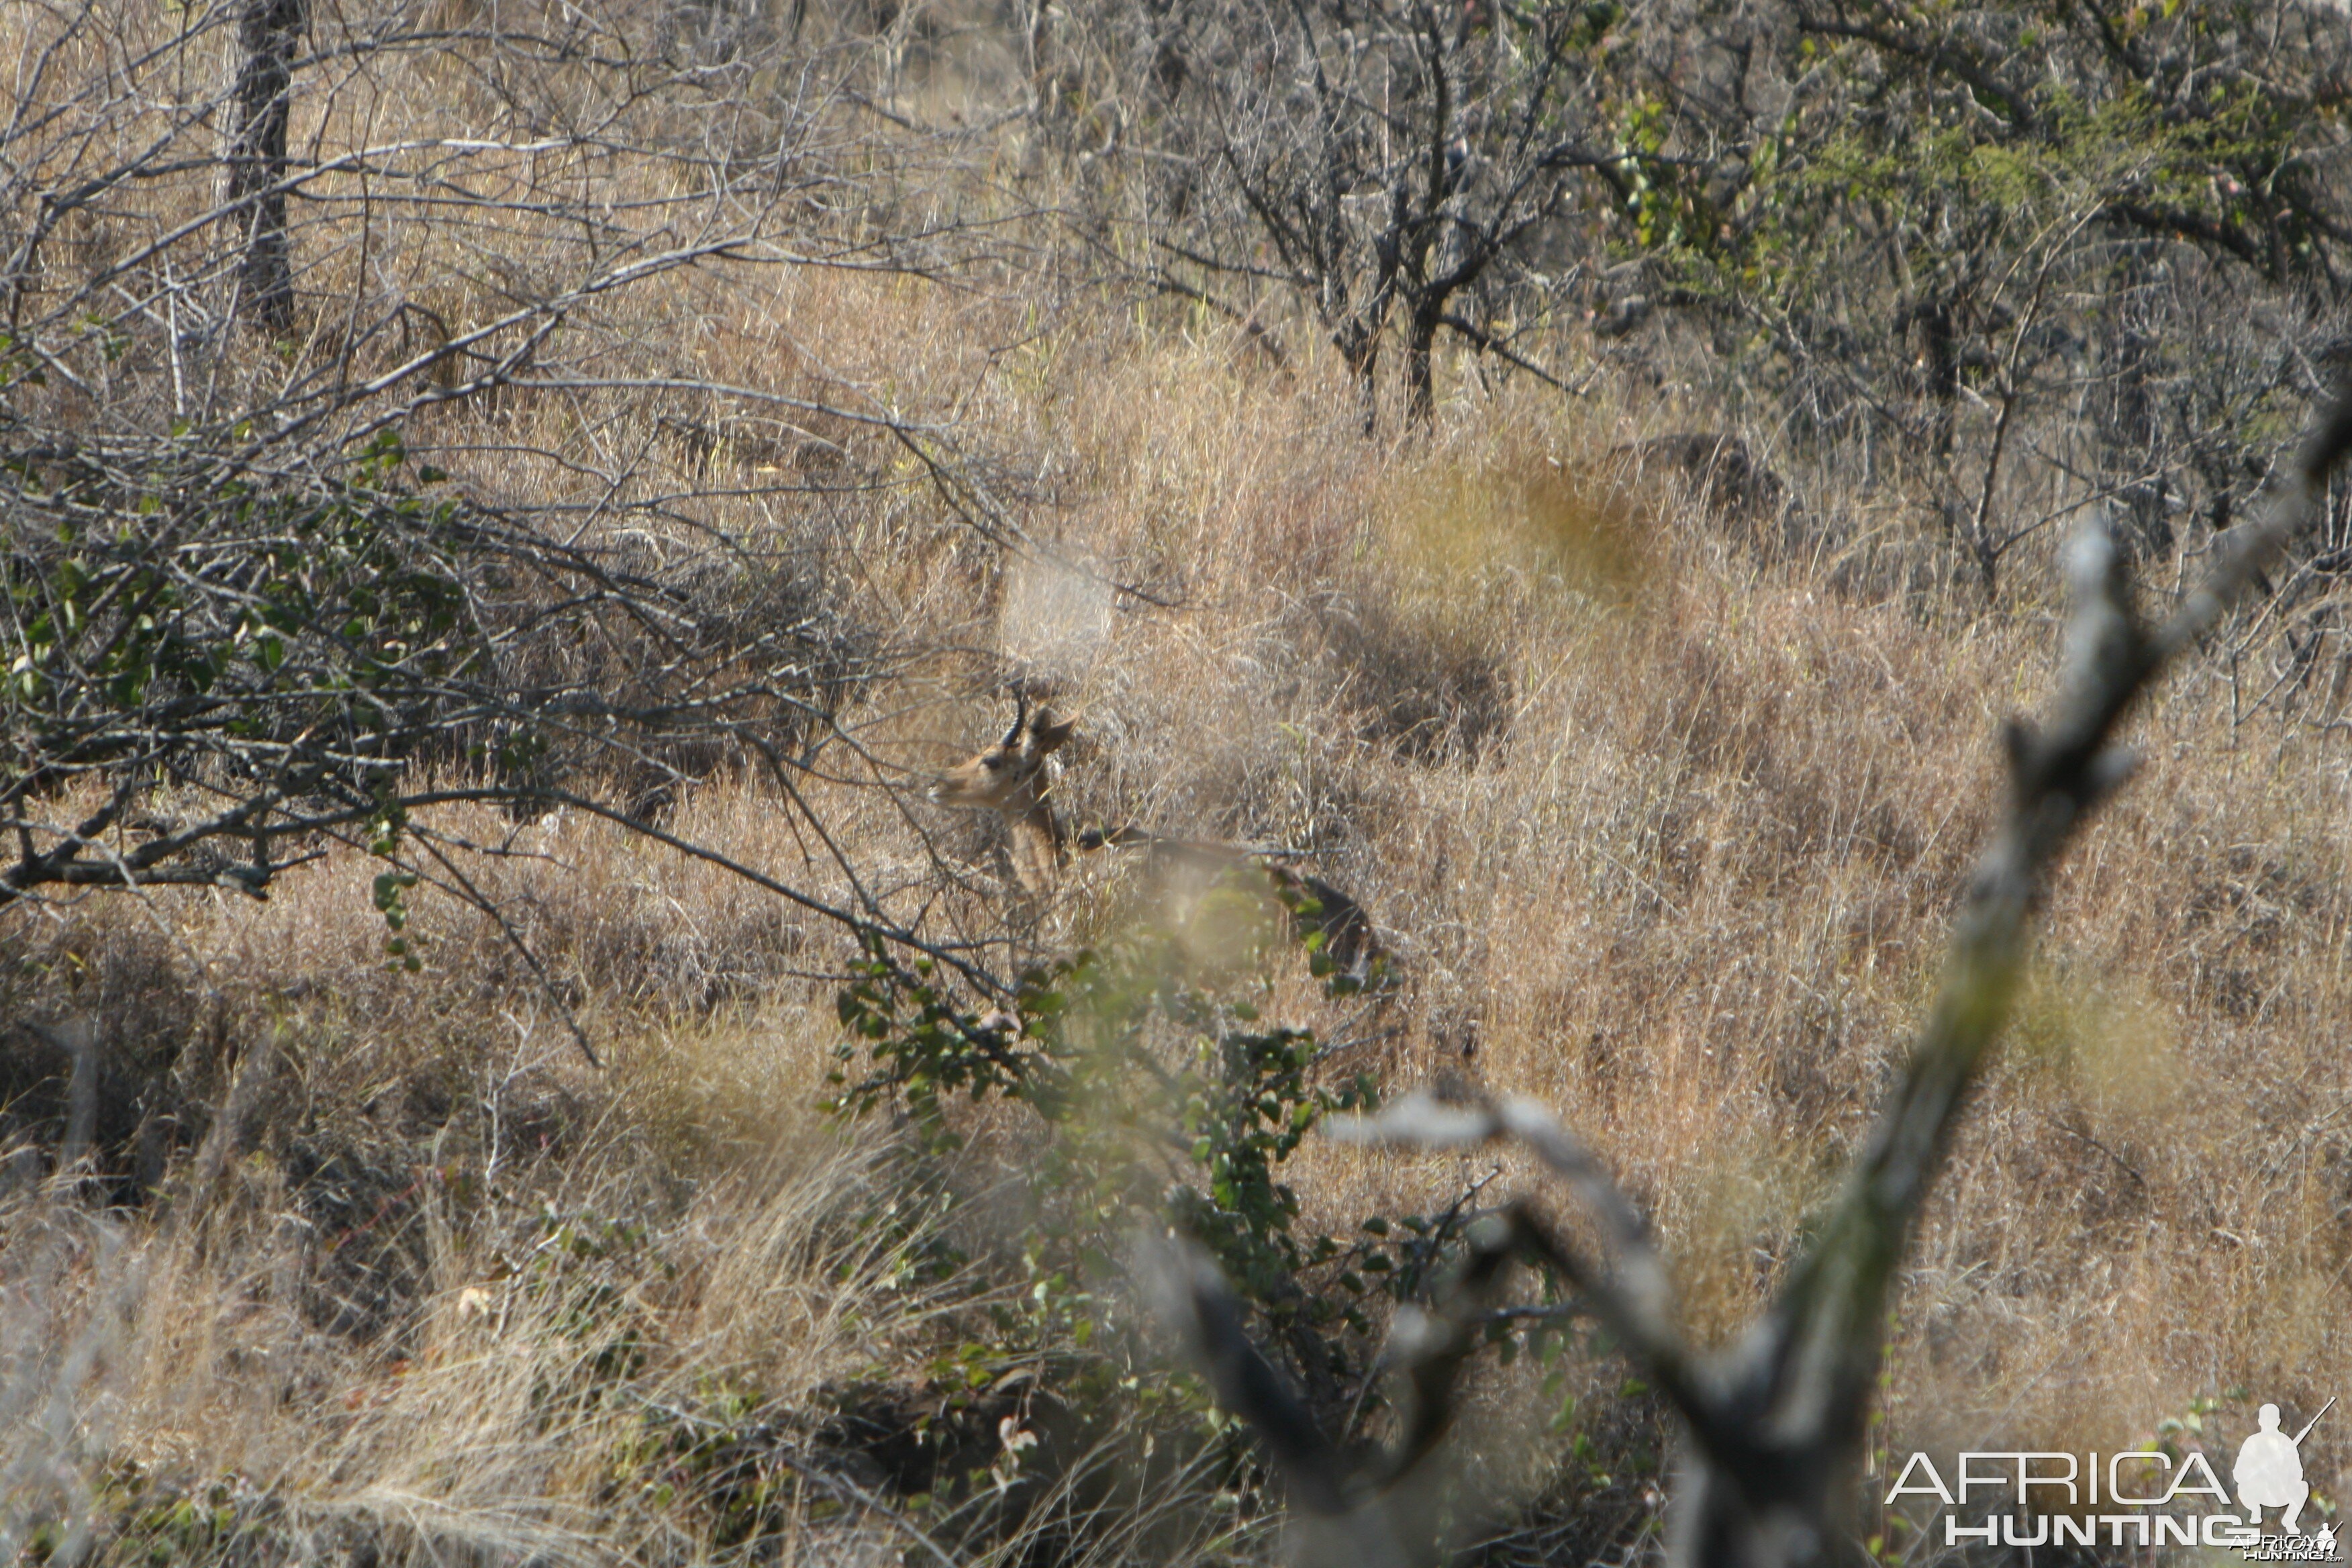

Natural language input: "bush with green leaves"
[827,898,1597,1532]
[831,908,1393,1351]
[0,425,864,908]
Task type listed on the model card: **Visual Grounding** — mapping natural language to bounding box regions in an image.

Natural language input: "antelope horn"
[1001,691,1029,750]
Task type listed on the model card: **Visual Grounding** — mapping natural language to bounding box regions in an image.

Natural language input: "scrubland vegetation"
[5,0,2352,1560]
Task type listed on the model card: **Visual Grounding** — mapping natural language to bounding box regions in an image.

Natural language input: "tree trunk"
[1338,322,1380,439]
[1941,497,1999,599]
[1913,296,1958,459]
[1404,303,1442,428]
[228,0,305,333]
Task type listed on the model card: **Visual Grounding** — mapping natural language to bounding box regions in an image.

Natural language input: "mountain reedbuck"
[929,700,1385,981]
[927,695,1077,892]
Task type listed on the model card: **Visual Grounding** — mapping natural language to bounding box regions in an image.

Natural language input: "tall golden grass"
[4,0,2348,1559]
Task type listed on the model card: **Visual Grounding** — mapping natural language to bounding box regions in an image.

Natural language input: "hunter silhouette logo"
[2232,1398,2344,1562]
[2237,1399,2329,1534]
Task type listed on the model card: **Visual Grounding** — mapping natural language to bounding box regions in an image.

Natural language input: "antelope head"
[928,695,1077,889]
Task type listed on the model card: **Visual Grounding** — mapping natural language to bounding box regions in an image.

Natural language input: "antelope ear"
[1028,708,1077,754]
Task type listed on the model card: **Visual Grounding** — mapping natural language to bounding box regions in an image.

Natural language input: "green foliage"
[5,430,476,737]
[818,887,1614,1549]
[0,403,871,929]
[68,1465,257,1565]
[1634,0,2349,301]
[526,1202,664,1403]
[1577,0,2348,586]
[614,1381,798,1550]
[825,900,1463,1540]
[0,424,515,913]
[830,910,1391,1343]
[373,867,422,971]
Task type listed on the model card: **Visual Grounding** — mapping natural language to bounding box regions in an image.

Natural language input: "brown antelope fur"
[1074,826,1385,982]
[927,695,1077,891]
[932,701,1386,980]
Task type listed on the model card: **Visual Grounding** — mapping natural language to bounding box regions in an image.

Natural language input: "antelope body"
[1075,826,1382,979]
[929,699,1386,979]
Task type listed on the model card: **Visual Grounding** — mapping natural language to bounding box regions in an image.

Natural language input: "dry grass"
[5,0,2351,1560]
